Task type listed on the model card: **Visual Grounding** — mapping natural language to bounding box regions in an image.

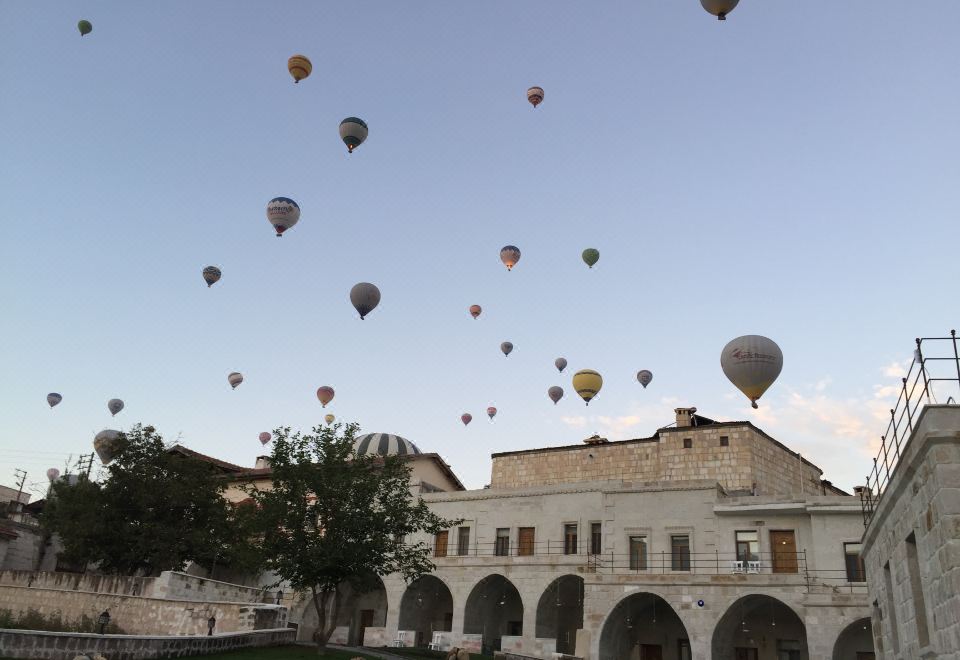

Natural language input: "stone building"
[209,412,875,660]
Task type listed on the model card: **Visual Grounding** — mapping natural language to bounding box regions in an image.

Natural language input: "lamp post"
[207,615,216,636]
[97,611,110,635]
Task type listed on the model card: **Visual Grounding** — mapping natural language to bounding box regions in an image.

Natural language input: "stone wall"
[861,405,960,660]
[0,627,294,660]
[152,572,267,603]
[0,523,45,572]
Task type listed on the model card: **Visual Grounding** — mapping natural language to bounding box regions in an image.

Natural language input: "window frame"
[720,435,729,447]
[735,530,760,563]
[589,522,602,555]
[683,438,693,449]
[628,535,648,571]
[671,534,691,572]
[457,526,470,557]
[563,523,578,555]
[494,527,510,556]
[843,541,865,582]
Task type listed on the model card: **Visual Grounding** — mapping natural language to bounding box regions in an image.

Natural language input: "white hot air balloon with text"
[720,335,783,409]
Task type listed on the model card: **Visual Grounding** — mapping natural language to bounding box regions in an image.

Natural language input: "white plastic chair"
[393,631,411,647]
[731,560,744,574]
[428,632,444,651]
[747,560,761,574]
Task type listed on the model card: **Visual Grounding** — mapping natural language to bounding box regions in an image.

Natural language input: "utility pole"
[12,469,27,522]
[75,453,94,478]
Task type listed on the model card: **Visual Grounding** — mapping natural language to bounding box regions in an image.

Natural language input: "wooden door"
[518,527,535,556]
[771,530,798,573]
[640,644,662,660]
[358,609,374,645]
[434,530,448,557]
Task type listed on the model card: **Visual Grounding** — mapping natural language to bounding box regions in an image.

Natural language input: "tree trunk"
[311,586,340,656]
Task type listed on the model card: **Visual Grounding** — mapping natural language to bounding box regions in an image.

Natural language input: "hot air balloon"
[527,86,544,108]
[721,335,783,408]
[461,413,472,426]
[572,369,603,406]
[47,393,62,408]
[287,54,312,83]
[469,304,482,319]
[487,406,497,420]
[501,341,514,357]
[500,245,521,271]
[548,386,564,405]
[228,372,243,389]
[266,197,300,237]
[637,370,653,389]
[259,432,271,446]
[555,358,567,373]
[350,282,381,319]
[108,399,124,416]
[582,248,599,269]
[316,386,335,408]
[202,266,221,287]
[701,0,739,20]
[46,468,60,482]
[93,430,123,465]
[339,117,368,153]
[324,414,335,425]
[78,20,92,36]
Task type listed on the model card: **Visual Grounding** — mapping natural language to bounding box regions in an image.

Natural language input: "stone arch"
[296,576,388,646]
[463,574,523,654]
[711,594,808,660]
[535,575,584,655]
[598,590,691,660]
[832,617,874,660]
[397,575,454,648]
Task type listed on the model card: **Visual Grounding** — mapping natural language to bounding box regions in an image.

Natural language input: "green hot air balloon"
[582,248,599,269]
[78,20,93,36]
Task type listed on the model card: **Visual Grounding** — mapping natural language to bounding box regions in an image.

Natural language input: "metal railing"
[585,550,809,577]
[860,330,960,526]
[432,539,602,558]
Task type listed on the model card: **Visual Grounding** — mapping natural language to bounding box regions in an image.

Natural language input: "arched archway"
[297,577,388,646]
[397,575,454,648]
[599,591,691,660]
[463,574,523,653]
[711,594,807,660]
[832,618,874,660]
[535,575,584,655]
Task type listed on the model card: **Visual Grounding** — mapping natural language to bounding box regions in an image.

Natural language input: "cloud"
[559,416,587,429]
[560,397,682,438]
[883,359,910,379]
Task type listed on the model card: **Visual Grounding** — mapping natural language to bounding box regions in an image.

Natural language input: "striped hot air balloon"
[228,372,243,389]
[572,369,603,406]
[527,86,544,108]
[47,393,62,408]
[339,117,368,153]
[287,54,312,83]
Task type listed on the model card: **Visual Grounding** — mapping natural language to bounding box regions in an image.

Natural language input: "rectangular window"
[434,530,448,558]
[590,522,602,555]
[495,528,510,556]
[518,527,535,556]
[905,533,930,647]
[564,523,578,555]
[671,535,690,571]
[844,542,865,582]
[720,436,729,447]
[683,438,693,449]
[629,535,648,571]
[457,527,470,556]
[736,531,759,563]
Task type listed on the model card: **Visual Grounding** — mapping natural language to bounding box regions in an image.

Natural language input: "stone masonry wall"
[861,405,960,660]
[0,523,45,572]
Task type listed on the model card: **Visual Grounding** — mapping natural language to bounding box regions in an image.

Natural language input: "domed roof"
[353,433,422,457]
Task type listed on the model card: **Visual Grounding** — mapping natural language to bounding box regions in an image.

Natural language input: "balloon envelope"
[637,370,653,389]
[93,430,123,465]
[701,0,739,19]
[721,335,783,408]
[47,393,62,408]
[527,86,544,108]
[107,398,124,416]
[572,369,603,405]
[324,414,335,425]
[258,432,271,445]
[266,197,300,237]
[582,248,599,268]
[339,117,368,153]
[316,386,335,407]
[46,468,60,482]
[202,266,221,287]
[78,20,92,36]
[461,413,472,426]
[228,372,243,389]
[350,282,381,319]
[548,386,564,404]
[555,358,567,373]
[487,406,497,420]
[288,54,312,82]
[501,341,513,357]
[469,304,482,319]
[500,246,521,271]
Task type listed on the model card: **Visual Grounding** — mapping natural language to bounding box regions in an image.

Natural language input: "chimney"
[255,456,271,470]
[853,485,866,497]
[675,407,698,428]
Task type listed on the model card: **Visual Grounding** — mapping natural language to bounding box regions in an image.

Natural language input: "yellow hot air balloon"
[324,414,335,425]
[288,55,312,83]
[572,369,603,406]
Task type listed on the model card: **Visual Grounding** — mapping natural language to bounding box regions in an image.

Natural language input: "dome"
[353,433,422,457]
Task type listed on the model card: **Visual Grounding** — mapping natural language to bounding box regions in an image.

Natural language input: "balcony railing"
[861,330,960,526]
[585,550,809,577]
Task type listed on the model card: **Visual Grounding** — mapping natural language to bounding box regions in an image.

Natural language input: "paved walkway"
[296,642,414,660]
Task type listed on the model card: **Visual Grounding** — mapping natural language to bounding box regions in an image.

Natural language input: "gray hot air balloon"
[701,0,739,20]
[108,398,124,416]
[548,386,564,405]
[202,266,221,287]
[93,429,123,465]
[47,393,62,408]
[350,282,381,320]
[339,117,368,153]
[720,335,783,409]
[555,358,567,373]
[501,341,514,357]
[228,372,243,389]
[637,370,653,389]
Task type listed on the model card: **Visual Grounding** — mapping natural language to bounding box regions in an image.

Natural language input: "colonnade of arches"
[296,574,874,660]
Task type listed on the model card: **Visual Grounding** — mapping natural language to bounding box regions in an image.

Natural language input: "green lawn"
[176,647,380,660]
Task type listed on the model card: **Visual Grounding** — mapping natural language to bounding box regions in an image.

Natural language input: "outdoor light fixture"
[208,615,216,636]
[97,611,110,635]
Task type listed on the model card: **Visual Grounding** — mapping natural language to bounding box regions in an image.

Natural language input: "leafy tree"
[247,422,459,655]
[42,424,251,576]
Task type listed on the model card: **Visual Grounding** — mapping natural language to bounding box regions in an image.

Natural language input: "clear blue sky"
[2,1,959,497]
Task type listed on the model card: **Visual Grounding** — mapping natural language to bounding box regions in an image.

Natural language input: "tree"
[246,422,460,655]
[42,424,250,576]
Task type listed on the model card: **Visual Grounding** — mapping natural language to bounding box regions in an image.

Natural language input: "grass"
[176,647,380,660]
